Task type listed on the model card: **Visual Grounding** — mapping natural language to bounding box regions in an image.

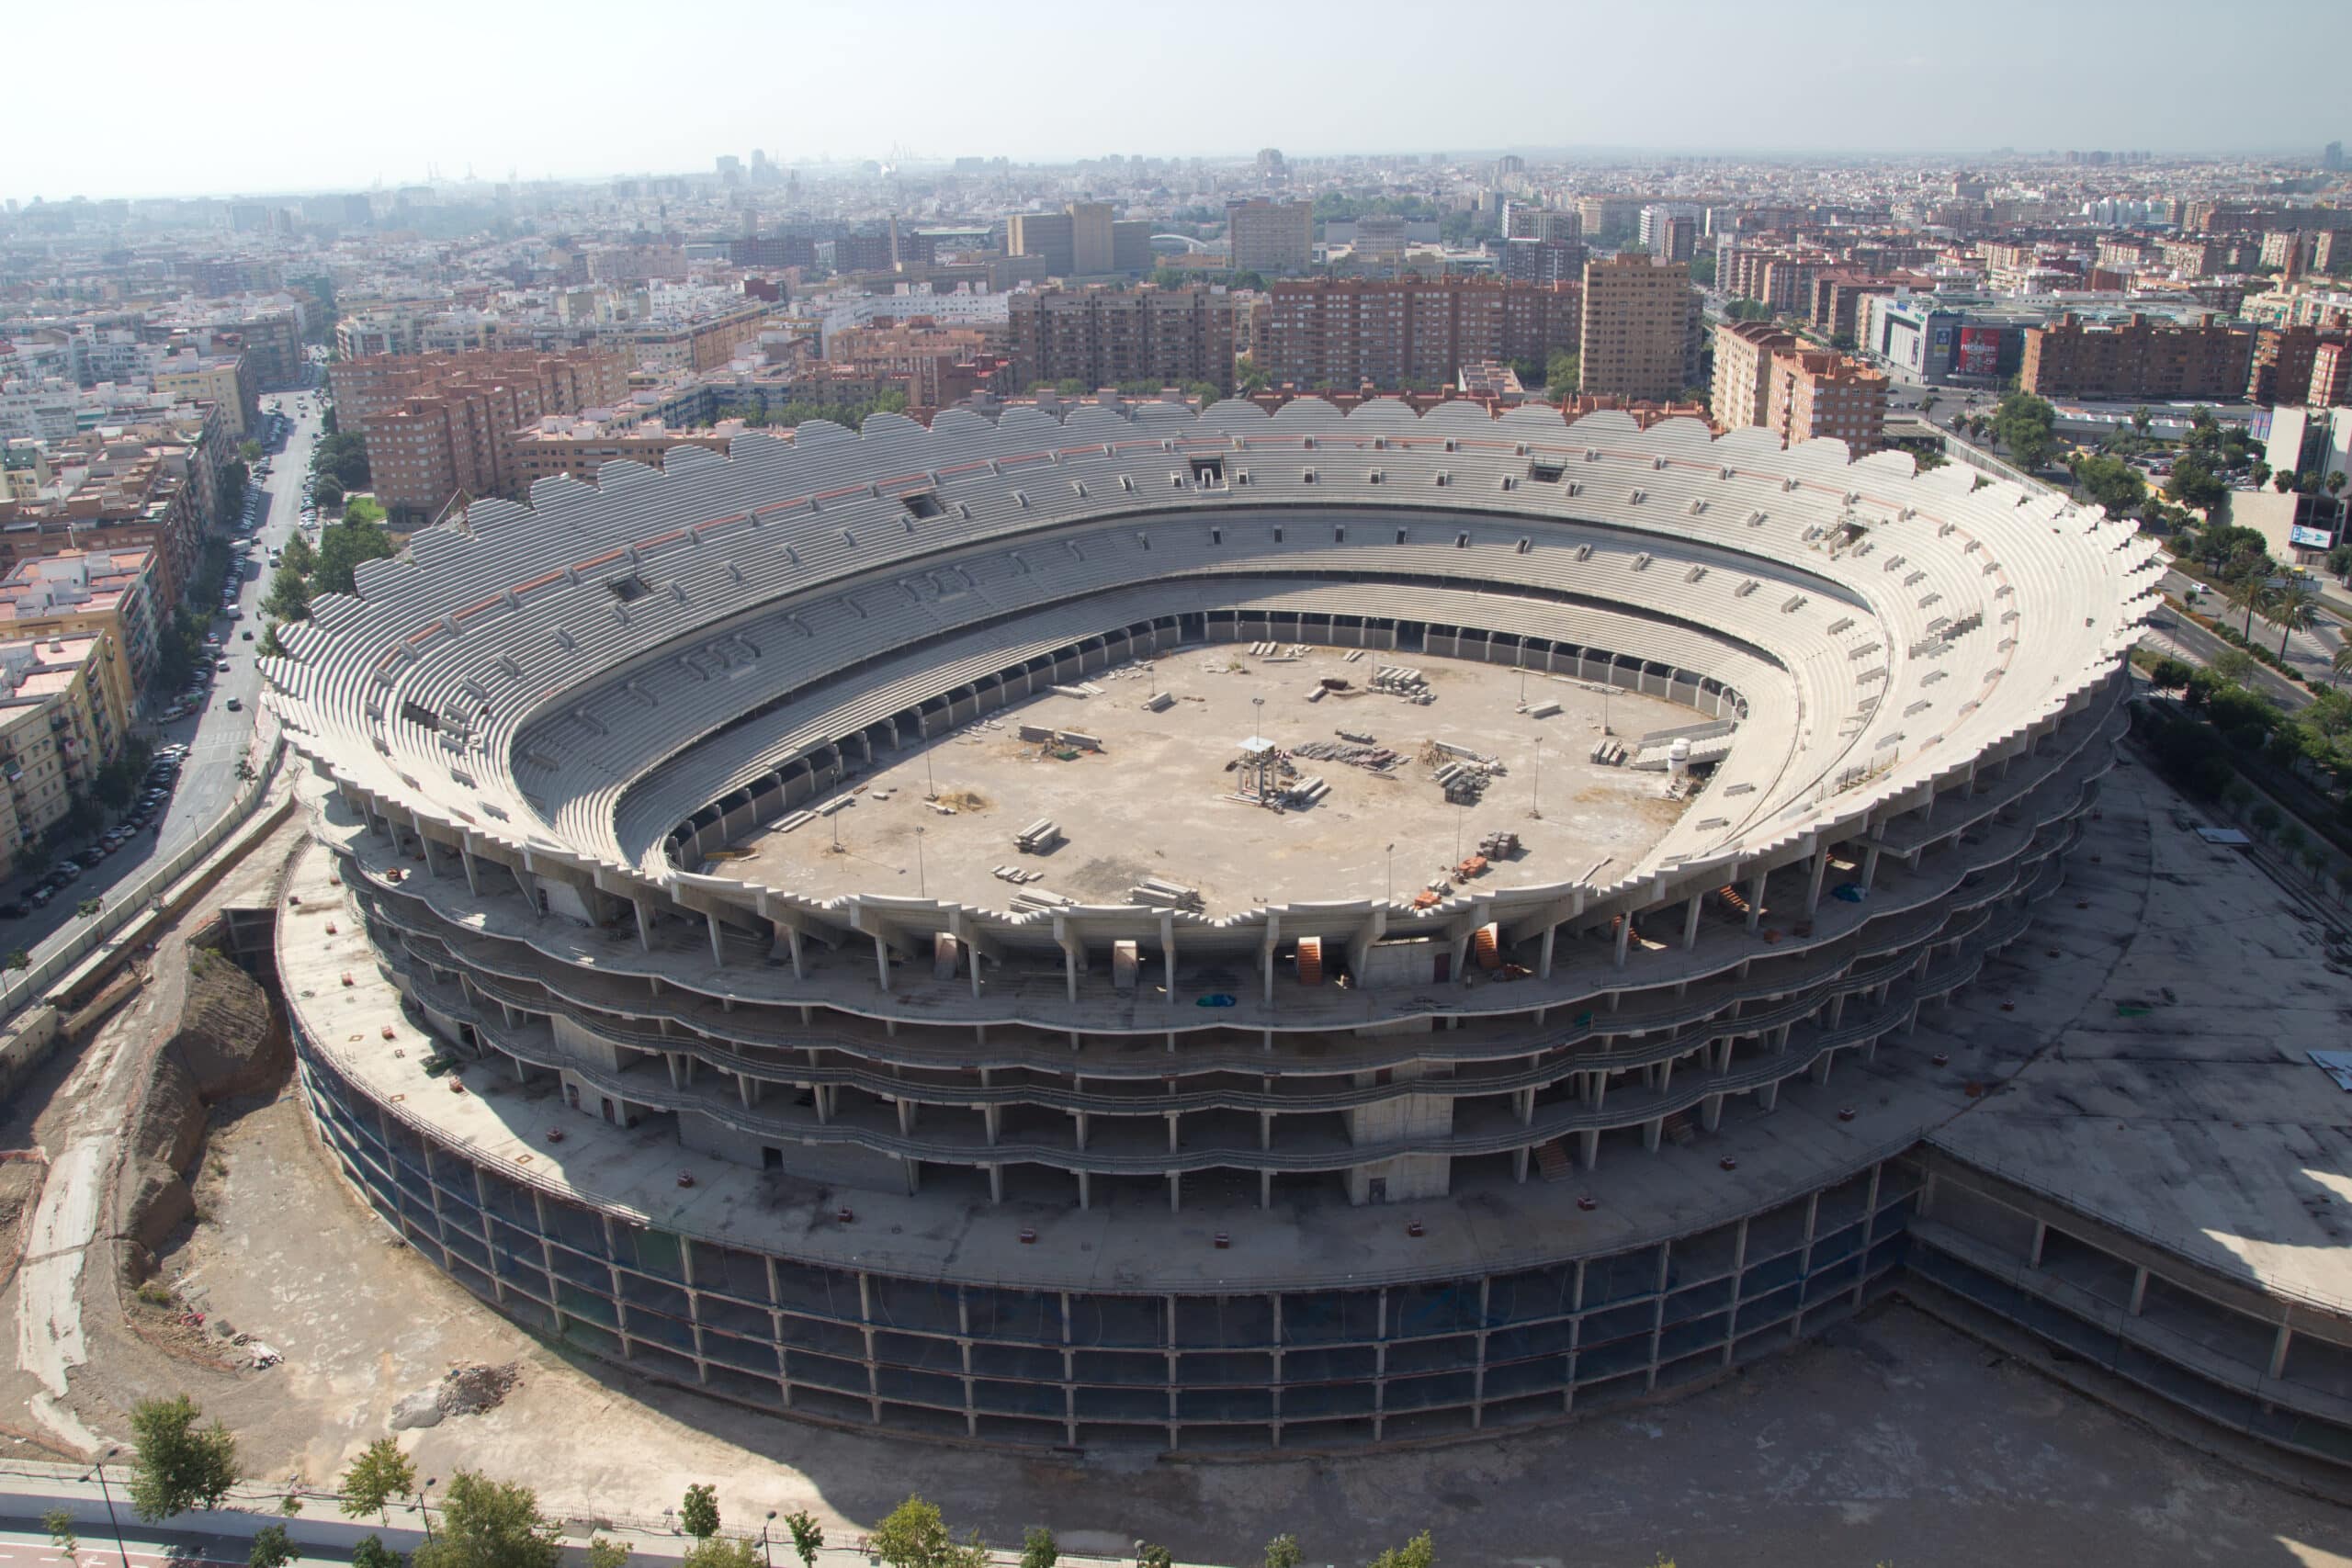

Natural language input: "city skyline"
[13,0,2352,204]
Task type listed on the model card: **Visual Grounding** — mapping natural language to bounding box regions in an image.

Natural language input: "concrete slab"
[1921,758,2352,1314]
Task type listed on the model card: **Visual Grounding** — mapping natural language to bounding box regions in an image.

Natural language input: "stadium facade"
[267,397,2169,1450]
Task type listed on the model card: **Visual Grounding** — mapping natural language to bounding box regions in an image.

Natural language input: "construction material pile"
[1371,665,1434,703]
[1291,737,1403,773]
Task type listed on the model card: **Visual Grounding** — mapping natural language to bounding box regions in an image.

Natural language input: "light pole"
[916,826,926,897]
[81,1455,130,1568]
[1385,842,1395,904]
[416,1478,438,1543]
[924,746,936,802]
[1531,735,1543,819]
[762,1511,777,1568]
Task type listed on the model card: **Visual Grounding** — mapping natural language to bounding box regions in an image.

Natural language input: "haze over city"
[12,0,2352,202]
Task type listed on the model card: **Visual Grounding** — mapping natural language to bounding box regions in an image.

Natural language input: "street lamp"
[916,826,927,897]
[416,1478,438,1543]
[1385,841,1395,904]
[762,1511,777,1568]
[79,1453,130,1568]
[1531,735,1543,819]
[923,747,936,802]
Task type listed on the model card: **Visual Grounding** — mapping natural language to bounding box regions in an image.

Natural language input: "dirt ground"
[7,1074,2347,1568]
[6,809,2352,1567]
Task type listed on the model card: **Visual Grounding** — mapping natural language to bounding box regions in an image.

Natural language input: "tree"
[353,1538,405,1568]
[679,1543,761,1568]
[2250,802,2283,838]
[315,516,396,596]
[313,477,346,509]
[2068,452,2147,514]
[2275,469,2299,493]
[681,1485,720,1540]
[1544,349,1579,392]
[282,532,317,574]
[2333,644,2352,688]
[2223,574,2277,641]
[127,1393,240,1521]
[1135,1549,1173,1568]
[338,1438,417,1523]
[2130,405,2153,435]
[2211,647,2260,685]
[1264,1536,1303,1568]
[782,1512,824,1568]
[43,1508,76,1557]
[2331,471,2348,496]
[2164,456,2228,513]
[410,1472,560,1568]
[872,1498,955,1568]
[266,565,313,623]
[2146,656,2194,691]
[250,1525,299,1568]
[586,1542,629,1568]
[1020,1528,1057,1568]
[2272,575,2323,659]
[1365,1534,1435,1568]
[1990,390,2058,471]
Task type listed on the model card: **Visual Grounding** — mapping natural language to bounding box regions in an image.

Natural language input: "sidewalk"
[0,1466,1141,1568]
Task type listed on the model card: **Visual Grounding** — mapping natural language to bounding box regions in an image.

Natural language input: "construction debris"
[1128,876,1204,911]
[1479,830,1522,860]
[1291,738,1403,773]
[438,1360,521,1416]
[1015,818,1061,853]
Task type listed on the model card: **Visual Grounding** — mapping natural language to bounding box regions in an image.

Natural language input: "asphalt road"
[0,386,320,987]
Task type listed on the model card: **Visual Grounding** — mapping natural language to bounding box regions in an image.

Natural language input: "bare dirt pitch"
[730,646,1695,914]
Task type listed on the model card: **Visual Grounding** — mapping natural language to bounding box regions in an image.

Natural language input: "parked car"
[224,696,243,711]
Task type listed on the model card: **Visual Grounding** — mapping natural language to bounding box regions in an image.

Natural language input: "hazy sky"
[14,0,2351,203]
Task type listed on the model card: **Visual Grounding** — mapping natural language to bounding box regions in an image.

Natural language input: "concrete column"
[1806,840,1831,914]
[1701,1091,1724,1132]
[1076,1170,1091,1210]
[459,846,481,897]
[2030,1220,2048,1268]
[1681,893,1703,951]
[1758,1079,1780,1112]
[1074,1111,1089,1150]
[983,1104,1001,1146]
[1577,1127,1600,1169]
[988,1165,1003,1203]
[1159,909,1178,1005]
[2270,1324,2293,1380]
[2128,1267,2148,1316]
[1744,870,1768,934]
[632,898,652,952]
[1166,1171,1182,1213]
[707,911,725,967]
[897,1098,916,1136]
[1165,1113,1180,1153]
[1614,914,1633,968]
[1861,846,1881,893]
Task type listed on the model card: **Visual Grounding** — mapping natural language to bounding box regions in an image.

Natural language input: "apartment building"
[1258,277,1582,391]
[0,634,126,872]
[1765,350,1889,453]
[1226,200,1314,276]
[1499,237,1589,287]
[2018,313,2256,400]
[827,321,997,409]
[1579,254,1701,403]
[337,348,629,521]
[0,547,157,701]
[2312,340,2352,407]
[503,416,742,494]
[1003,204,1152,279]
[2249,326,2351,406]
[1008,288,1240,393]
[1713,321,1800,428]
[1575,196,1647,242]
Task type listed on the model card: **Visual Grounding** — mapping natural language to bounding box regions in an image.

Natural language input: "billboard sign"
[2290,524,2336,549]
[1956,325,2002,377]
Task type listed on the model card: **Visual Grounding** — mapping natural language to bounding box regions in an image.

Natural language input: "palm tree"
[2272,576,2323,660]
[2224,573,2277,640]
[2333,643,2352,688]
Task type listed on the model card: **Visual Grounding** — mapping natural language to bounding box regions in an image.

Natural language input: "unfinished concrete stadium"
[256,396,2352,1464]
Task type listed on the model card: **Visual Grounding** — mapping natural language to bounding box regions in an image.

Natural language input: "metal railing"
[0,724,288,1028]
